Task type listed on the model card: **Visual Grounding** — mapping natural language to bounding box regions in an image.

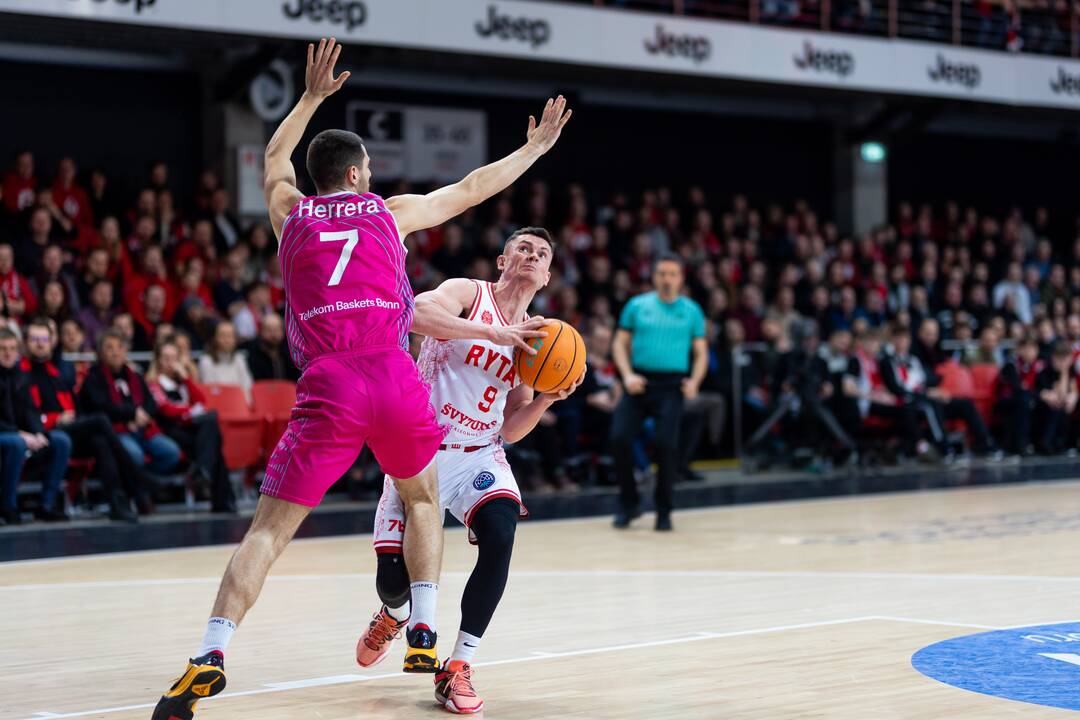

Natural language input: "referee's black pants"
[611,372,683,516]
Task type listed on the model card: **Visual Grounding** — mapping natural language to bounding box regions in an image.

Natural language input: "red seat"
[252,381,297,461]
[198,383,264,470]
[937,362,980,436]
[969,364,1000,426]
[63,457,96,508]
[937,361,976,398]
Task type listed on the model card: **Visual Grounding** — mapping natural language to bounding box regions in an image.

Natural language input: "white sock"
[386,601,410,622]
[451,631,481,664]
[408,581,438,632]
[197,617,237,656]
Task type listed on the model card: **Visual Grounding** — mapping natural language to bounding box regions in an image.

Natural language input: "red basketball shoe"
[356,606,408,668]
[434,659,485,714]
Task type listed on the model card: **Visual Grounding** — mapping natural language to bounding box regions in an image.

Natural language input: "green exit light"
[860,142,887,163]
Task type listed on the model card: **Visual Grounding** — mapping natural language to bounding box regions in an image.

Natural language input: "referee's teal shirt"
[618,291,706,374]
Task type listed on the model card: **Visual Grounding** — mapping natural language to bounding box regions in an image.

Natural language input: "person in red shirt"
[125,214,157,261]
[124,245,177,320]
[125,188,156,234]
[176,257,216,312]
[95,216,133,284]
[171,218,216,276]
[2,150,36,215]
[51,157,93,228]
[263,252,285,311]
[133,284,171,340]
[0,243,37,320]
[146,338,235,513]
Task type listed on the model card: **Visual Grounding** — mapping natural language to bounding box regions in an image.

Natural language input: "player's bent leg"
[152,496,311,720]
[357,553,412,668]
[393,461,444,673]
[435,498,519,715]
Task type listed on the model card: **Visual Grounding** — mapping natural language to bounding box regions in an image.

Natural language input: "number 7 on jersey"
[320,229,360,286]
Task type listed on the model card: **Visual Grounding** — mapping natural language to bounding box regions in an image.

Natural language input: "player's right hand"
[623,372,647,395]
[305,37,351,100]
[525,96,572,155]
[493,316,549,355]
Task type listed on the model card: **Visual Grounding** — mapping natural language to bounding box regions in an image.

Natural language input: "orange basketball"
[513,319,586,394]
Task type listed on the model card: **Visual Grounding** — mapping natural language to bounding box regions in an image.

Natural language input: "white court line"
[17,616,884,720]
[866,615,1002,630]
[5,569,1080,591]
[264,674,367,690]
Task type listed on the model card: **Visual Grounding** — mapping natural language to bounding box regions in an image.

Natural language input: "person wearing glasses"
[21,317,151,522]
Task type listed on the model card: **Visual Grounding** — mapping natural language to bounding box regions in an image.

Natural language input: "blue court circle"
[912,621,1080,711]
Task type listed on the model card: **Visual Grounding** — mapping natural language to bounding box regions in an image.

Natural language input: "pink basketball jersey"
[278,191,412,369]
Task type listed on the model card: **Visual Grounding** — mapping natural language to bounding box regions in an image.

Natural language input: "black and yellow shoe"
[151,651,227,720]
[403,624,440,673]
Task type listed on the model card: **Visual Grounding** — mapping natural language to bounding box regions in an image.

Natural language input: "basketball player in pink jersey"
[358,226,583,714]
[152,38,570,720]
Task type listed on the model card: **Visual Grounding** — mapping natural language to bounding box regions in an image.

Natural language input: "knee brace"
[470,498,519,554]
[375,552,411,608]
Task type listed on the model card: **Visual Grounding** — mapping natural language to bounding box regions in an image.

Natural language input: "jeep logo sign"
[72,0,156,13]
[644,24,711,64]
[282,0,367,32]
[475,4,551,49]
[1050,66,1080,95]
[793,41,854,78]
[927,53,980,88]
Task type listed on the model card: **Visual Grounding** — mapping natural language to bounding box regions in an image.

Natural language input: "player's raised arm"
[413,278,549,354]
[264,37,351,238]
[386,96,572,237]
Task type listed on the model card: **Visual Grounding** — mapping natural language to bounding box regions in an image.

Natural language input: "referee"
[611,253,707,531]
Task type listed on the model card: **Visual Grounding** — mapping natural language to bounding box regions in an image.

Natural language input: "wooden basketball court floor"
[5,480,1080,719]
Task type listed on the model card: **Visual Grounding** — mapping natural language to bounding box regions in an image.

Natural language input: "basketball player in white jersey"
[357,226,583,714]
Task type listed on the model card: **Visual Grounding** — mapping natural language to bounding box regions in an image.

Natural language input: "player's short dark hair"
[306,129,367,194]
[652,252,683,274]
[504,226,555,252]
[0,328,17,343]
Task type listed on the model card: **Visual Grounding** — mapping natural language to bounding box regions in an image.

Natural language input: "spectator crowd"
[0,151,300,524]
[2,147,1080,523]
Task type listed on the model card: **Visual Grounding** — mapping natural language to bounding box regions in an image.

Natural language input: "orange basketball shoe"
[356,606,408,668]
[434,659,485,714]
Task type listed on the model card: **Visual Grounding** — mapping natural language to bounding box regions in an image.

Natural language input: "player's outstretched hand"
[306,37,350,100]
[493,316,549,355]
[526,95,572,155]
[544,367,587,402]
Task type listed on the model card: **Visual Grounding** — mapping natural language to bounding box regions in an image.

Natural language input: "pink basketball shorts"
[261,345,446,507]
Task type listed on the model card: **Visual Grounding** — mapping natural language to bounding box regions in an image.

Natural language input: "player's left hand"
[526,95,572,155]
[543,367,586,402]
[305,37,351,100]
[681,378,700,400]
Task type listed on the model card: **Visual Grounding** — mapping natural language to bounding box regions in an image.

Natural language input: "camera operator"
[748,319,855,461]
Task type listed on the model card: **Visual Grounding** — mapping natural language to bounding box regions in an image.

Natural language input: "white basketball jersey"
[417,280,524,447]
